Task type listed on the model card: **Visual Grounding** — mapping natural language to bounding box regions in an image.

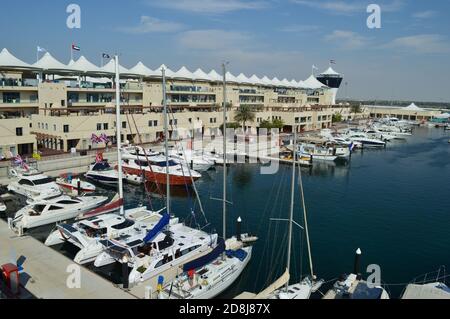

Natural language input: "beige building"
[366,104,442,121]
[0,48,345,157]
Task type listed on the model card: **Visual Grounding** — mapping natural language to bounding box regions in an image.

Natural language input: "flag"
[100,133,110,143]
[37,46,46,52]
[95,153,104,163]
[102,53,111,59]
[91,133,103,144]
[72,44,81,51]
[330,59,336,64]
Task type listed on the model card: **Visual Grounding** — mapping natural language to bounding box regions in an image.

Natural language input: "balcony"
[0,100,39,108]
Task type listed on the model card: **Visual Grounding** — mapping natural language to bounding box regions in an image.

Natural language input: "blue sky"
[1,0,450,102]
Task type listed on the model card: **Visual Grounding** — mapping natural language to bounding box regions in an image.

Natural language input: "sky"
[1,0,450,102]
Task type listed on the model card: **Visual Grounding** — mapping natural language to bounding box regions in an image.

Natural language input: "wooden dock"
[0,220,136,299]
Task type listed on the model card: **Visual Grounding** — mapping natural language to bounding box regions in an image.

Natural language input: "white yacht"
[345,132,386,148]
[8,195,108,232]
[7,174,62,203]
[167,149,214,172]
[85,160,120,186]
[323,273,390,299]
[298,144,338,162]
[56,176,96,194]
[45,207,165,264]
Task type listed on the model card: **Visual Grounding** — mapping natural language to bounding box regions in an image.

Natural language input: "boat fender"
[202,279,208,286]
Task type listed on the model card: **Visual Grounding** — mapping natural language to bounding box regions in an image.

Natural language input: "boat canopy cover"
[143,213,170,243]
[183,238,225,272]
[226,248,248,261]
[352,283,384,299]
[92,161,111,171]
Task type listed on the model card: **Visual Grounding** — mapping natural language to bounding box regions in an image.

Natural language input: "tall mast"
[114,55,124,216]
[285,128,297,291]
[222,62,228,242]
[162,67,170,213]
[298,147,314,278]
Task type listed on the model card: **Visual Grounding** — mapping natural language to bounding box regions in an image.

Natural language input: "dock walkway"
[0,220,136,299]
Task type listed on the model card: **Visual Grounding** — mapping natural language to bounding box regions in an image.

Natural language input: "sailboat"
[235,129,323,299]
[156,63,255,299]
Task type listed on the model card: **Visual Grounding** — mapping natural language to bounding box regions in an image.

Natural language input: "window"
[45,124,48,130]
[122,122,126,129]
[38,123,40,129]
[53,125,56,131]
[18,179,34,186]
[103,123,108,130]
[16,127,23,136]
[61,100,65,107]
[97,123,102,131]
[188,118,192,123]
[148,121,153,127]
[63,125,69,133]
[3,92,20,103]
[29,123,32,128]
[154,120,158,126]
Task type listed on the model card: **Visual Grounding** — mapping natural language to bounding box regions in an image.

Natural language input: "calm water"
[3,127,449,298]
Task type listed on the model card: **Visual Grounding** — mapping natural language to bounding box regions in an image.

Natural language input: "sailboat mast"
[222,62,227,241]
[162,67,170,213]
[114,55,124,216]
[298,150,314,278]
[286,128,297,291]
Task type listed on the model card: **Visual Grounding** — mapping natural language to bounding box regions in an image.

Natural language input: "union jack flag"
[100,133,110,143]
[91,134,103,144]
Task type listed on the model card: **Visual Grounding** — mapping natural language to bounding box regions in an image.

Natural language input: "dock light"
[236,217,242,241]
[354,248,362,279]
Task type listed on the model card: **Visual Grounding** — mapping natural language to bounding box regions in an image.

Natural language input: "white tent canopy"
[261,76,273,86]
[404,103,424,111]
[193,68,212,81]
[281,78,292,87]
[435,113,450,119]
[101,59,134,76]
[271,77,283,86]
[236,73,252,84]
[303,75,327,89]
[320,67,340,76]
[173,66,194,80]
[33,52,75,73]
[157,64,175,78]
[249,74,262,85]
[129,62,159,77]
[225,71,238,83]
[208,69,222,82]
[0,48,38,70]
[70,56,105,74]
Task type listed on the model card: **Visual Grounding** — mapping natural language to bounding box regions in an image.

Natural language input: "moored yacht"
[8,195,108,232]
[85,159,120,186]
[7,174,62,203]
[298,144,338,162]
[345,132,386,148]
[56,175,96,194]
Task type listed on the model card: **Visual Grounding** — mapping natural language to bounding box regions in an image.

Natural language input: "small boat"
[45,207,164,264]
[56,175,96,194]
[8,195,108,232]
[7,174,62,203]
[121,155,201,186]
[298,144,338,162]
[85,160,120,185]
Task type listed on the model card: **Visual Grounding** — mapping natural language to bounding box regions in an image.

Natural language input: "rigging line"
[166,104,209,226]
[129,112,165,207]
[125,111,156,211]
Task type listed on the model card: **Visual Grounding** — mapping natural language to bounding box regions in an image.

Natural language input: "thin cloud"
[147,0,268,14]
[290,0,404,15]
[412,10,437,19]
[324,30,370,50]
[386,34,450,54]
[279,24,321,33]
[178,29,252,50]
[117,16,185,34]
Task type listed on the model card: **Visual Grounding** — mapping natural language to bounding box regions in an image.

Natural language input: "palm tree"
[234,105,256,132]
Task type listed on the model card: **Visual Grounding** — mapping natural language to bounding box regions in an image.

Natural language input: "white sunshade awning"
[289,79,298,88]
[404,103,424,112]
[193,68,212,81]
[261,76,273,86]
[249,74,263,85]
[70,56,105,74]
[129,62,159,77]
[271,77,283,87]
[156,64,175,78]
[0,48,40,71]
[173,66,194,80]
[33,52,76,73]
[236,73,252,85]
[225,71,239,83]
[101,59,137,77]
[280,78,292,87]
[208,69,222,82]
[303,75,327,89]
[319,66,341,76]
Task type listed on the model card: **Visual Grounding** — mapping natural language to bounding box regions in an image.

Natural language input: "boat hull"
[121,166,199,186]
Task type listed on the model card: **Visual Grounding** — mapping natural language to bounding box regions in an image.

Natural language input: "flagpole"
[70,44,73,62]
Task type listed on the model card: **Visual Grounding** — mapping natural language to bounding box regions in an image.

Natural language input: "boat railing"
[410,266,448,285]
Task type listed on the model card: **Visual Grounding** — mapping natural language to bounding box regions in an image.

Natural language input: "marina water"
[4,127,449,298]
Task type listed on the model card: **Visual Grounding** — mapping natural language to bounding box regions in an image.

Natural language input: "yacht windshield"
[33,178,53,185]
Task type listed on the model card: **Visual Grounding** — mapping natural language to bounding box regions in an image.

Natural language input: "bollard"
[354,248,362,279]
[236,217,242,241]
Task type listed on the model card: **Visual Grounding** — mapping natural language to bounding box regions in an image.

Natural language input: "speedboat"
[298,144,338,162]
[45,207,165,264]
[8,195,108,232]
[120,155,202,186]
[7,174,62,203]
[345,132,386,148]
[56,175,96,194]
[167,149,214,172]
[85,160,120,185]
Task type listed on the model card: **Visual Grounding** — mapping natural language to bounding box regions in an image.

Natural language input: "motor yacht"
[7,174,62,203]
[85,160,121,186]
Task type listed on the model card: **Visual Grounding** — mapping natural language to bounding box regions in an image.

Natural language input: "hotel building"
[0,48,347,158]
